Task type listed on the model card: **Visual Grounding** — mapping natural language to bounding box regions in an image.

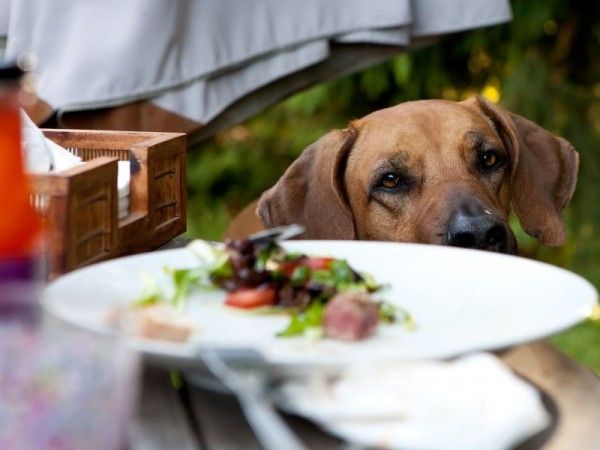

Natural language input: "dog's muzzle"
[444,202,508,253]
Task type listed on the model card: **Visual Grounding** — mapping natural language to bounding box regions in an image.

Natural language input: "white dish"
[43,241,597,369]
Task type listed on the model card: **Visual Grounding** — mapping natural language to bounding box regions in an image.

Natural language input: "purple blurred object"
[0,257,37,280]
[0,257,140,450]
[0,257,42,321]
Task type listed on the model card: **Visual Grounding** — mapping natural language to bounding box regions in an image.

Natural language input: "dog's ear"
[257,126,357,239]
[464,96,579,246]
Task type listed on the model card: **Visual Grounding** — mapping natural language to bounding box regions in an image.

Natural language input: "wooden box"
[28,130,187,278]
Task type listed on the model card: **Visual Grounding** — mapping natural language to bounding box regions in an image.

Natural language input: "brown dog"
[230,96,579,253]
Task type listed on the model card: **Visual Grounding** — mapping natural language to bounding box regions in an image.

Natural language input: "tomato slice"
[280,259,303,277]
[225,287,277,309]
[304,257,334,271]
[280,257,334,278]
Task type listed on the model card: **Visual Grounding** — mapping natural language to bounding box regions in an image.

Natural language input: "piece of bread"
[135,304,196,342]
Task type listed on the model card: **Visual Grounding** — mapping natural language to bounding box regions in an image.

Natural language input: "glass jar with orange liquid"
[0,62,42,306]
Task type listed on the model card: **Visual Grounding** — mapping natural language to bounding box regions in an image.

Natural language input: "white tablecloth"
[2,0,511,123]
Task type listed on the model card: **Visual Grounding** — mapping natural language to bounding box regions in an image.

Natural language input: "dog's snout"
[445,207,508,252]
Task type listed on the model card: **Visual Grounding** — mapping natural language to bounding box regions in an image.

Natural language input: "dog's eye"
[381,172,401,189]
[375,171,412,193]
[479,149,503,170]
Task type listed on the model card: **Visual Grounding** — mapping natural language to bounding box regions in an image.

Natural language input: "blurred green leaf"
[391,54,412,86]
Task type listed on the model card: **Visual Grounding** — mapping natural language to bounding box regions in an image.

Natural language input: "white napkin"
[117,160,131,219]
[21,110,82,173]
[275,353,550,450]
[21,110,131,219]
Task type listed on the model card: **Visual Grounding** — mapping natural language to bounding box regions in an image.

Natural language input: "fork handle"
[238,392,308,450]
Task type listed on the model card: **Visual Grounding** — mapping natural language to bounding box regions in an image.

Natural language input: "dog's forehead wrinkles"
[359,102,490,149]
[382,152,409,167]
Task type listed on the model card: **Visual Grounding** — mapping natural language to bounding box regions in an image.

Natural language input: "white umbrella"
[1,0,511,141]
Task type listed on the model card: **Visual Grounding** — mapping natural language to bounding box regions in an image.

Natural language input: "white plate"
[43,241,597,369]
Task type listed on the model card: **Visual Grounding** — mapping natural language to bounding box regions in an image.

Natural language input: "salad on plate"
[121,238,413,343]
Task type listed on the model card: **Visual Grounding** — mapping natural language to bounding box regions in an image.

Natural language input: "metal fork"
[195,347,308,450]
[193,225,307,449]
[247,224,306,247]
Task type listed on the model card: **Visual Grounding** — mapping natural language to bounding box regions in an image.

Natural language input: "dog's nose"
[445,208,508,252]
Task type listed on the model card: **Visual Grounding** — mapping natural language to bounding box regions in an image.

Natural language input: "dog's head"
[257,97,579,253]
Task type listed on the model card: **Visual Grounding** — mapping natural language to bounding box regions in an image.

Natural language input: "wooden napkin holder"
[28,130,187,279]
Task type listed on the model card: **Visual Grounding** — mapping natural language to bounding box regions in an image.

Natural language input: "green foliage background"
[187,0,600,370]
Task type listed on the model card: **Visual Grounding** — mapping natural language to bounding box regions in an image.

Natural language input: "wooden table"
[127,341,600,450]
